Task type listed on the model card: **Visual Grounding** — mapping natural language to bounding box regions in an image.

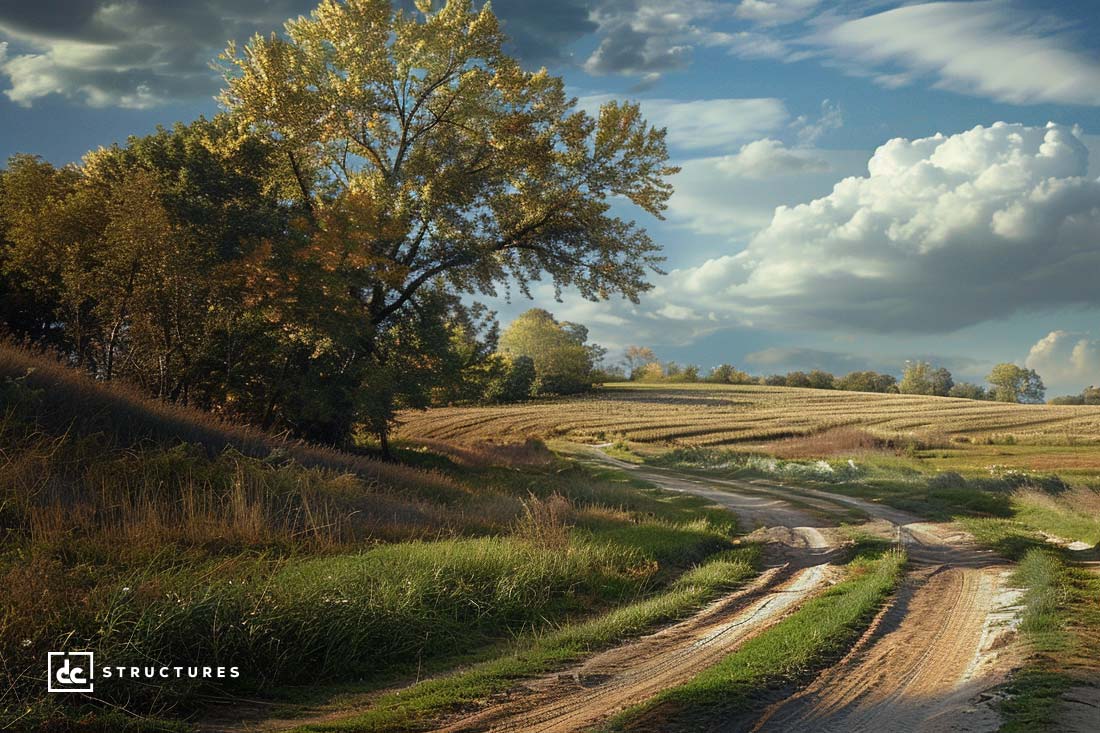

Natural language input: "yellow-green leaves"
[220,0,674,313]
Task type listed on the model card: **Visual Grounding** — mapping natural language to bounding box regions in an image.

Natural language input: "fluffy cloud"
[1026,331,1100,390]
[665,144,867,236]
[654,122,1100,333]
[815,1,1100,106]
[717,139,828,178]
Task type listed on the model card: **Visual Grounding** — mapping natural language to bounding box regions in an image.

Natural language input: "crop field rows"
[398,383,1100,446]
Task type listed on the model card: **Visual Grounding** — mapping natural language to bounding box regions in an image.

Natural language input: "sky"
[3,0,1100,394]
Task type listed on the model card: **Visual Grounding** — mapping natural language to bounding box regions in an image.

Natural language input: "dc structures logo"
[47,652,94,693]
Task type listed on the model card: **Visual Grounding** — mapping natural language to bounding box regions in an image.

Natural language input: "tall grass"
[1,344,746,728]
[89,538,648,699]
[299,547,761,733]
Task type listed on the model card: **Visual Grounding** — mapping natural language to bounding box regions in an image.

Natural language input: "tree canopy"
[498,308,601,394]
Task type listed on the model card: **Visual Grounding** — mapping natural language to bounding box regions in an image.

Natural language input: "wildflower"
[20,639,32,648]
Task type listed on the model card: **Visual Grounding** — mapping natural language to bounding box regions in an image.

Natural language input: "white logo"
[48,652,94,693]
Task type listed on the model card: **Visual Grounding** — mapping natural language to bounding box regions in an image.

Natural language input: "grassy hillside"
[0,345,743,730]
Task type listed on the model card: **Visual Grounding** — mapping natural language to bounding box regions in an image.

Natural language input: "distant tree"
[807,369,835,390]
[1049,385,1100,406]
[899,361,935,395]
[635,362,665,382]
[707,364,752,384]
[592,363,627,383]
[948,382,987,400]
[499,309,597,395]
[785,371,811,388]
[485,354,536,403]
[988,363,1045,404]
[624,346,658,379]
[677,364,700,382]
[763,374,787,387]
[930,367,954,397]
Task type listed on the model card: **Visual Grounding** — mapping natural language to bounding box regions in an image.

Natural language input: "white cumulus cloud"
[715,138,829,178]
[1026,331,1100,390]
[657,121,1100,334]
[665,144,868,236]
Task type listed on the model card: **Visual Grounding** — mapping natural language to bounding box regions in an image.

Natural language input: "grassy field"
[398,383,1100,461]
[0,346,745,731]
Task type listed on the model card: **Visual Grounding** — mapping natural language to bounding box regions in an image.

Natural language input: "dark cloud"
[0,1,317,107]
[0,0,597,108]
[584,24,690,76]
[581,0,736,77]
[484,0,597,65]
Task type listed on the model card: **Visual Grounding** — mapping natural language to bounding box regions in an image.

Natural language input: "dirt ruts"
[437,558,834,733]
[582,448,1022,733]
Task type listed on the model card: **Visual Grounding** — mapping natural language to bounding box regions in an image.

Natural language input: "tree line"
[614,350,1049,404]
[0,0,675,453]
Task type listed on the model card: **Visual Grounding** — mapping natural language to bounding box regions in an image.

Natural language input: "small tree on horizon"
[899,360,934,395]
[987,363,1045,403]
[624,346,658,379]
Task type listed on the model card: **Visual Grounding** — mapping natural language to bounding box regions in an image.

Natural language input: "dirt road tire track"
[752,565,1015,733]
[436,561,834,733]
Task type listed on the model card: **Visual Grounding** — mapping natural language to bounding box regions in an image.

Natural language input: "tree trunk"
[378,424,392,460]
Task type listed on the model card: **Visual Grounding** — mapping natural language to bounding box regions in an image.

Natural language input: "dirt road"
[581,449,1020,733]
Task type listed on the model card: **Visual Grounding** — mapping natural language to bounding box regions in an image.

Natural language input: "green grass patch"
[959,520,1100,733]
[603,544,905,732]
[958,517,1049,560]
[1013,500,1100,546]
[581,520,732,568]
[294,546,761,732]
[998,549,1077,732]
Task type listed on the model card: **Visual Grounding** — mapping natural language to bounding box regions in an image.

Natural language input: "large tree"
[219,0,675,443]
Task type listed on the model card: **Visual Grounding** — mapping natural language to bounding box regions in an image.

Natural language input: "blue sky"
[3,0,1100,394]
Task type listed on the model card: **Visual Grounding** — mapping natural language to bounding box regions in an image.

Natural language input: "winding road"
[435,448,1023,733]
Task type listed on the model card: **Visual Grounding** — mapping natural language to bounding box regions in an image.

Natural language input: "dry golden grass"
[397,382,1100,448]
[0,342,523,561]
